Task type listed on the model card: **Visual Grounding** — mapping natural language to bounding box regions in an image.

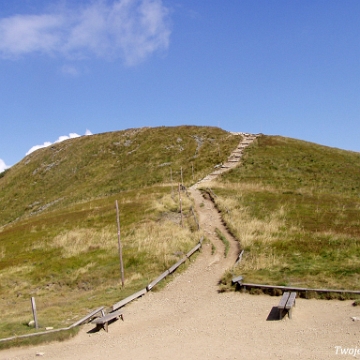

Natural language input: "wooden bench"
[278,291,296,320]
[91,309,124,332]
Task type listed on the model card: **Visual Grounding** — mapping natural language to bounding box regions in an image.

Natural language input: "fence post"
[31,297,39,329]
[115,200,125,287]
[178,183,183,227]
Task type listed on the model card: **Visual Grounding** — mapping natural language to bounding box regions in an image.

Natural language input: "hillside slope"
[3,133,360,360]
[0,126,239,226]
[0,126,240,340]
[211,135,360,290]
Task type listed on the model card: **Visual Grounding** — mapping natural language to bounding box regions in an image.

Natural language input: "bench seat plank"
[285,292,296,309]
[278,292,290,309]
[231,275,243,285]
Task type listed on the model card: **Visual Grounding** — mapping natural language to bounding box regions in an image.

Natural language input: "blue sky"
[0,0,359,172]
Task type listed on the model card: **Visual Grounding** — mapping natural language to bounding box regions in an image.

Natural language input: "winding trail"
[3,133,360,360]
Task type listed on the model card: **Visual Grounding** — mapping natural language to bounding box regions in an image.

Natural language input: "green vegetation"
[215,228,230,258]
[210,135,360,292]
[3,127,360,345]
[0,126,239,345]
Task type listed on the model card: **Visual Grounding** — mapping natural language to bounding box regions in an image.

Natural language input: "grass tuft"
[215,228,230,258]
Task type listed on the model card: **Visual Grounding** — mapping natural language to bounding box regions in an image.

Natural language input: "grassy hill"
[2,126,360,346]
[0,126,240,343]
[210,135,360,294]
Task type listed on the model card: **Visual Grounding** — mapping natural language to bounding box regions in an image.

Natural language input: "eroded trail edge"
[189,132,258,270]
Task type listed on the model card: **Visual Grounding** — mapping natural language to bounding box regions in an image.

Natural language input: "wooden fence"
[0,237,203,343]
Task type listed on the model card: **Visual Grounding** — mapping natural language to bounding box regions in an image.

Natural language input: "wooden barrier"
[186,243,201,258]
[232,278,360,295]
[0,326,73,343]
[168,257,187,274]
[147,270,170,291]
[0,236,204,342]
[112,288,147,311]
[234,250,244,266]
[70,306,105,328]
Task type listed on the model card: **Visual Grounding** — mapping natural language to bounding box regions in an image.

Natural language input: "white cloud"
[26,141,53,156]
[54,133,81,143]
[0,159,10,173]
[0,14,64,57]
[26,130,93,156]
[0,0,171,66]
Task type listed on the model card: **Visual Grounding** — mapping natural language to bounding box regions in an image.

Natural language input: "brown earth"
[2,134,360,360]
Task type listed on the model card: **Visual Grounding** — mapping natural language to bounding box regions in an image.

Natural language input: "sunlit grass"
[211,135,360,292]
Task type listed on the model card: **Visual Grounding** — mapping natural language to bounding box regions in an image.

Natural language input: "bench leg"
[279,309,284,320]
[279,308,292,320]
[288,299,296,319]
[103,322,109,333]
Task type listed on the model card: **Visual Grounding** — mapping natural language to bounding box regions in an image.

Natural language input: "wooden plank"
[0,326,73,342]
[235,250,244,266]
[112,288,147,311]
[168,257,187,274]
[240,283,360,295]
[278,292,290,309]
[231,275,243,284]
[147,270,170,291]
[70,306,105,328]
[186,243,201,258]
[285,292,297,309]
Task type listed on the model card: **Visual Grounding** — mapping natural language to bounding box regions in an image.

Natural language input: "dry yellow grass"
[126,220,199,268]
[208,181,276,193]
[51,227,116,258]
[239,249,286,271]
[219,201,291,249]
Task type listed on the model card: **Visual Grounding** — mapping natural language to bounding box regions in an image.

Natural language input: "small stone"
[45,327,54,330]
[36,352,45,356]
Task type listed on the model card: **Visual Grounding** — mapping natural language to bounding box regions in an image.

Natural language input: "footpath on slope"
[3,133,360,360]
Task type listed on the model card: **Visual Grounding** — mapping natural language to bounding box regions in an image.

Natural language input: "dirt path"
[3,134,360,360]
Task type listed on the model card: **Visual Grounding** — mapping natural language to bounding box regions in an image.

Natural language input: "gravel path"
[2,134,360,360]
